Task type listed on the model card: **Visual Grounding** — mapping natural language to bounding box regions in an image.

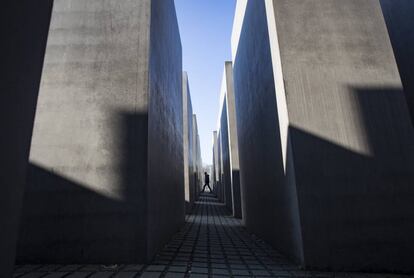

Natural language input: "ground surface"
[13,194,412,277]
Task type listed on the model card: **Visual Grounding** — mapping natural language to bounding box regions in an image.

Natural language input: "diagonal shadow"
[17,112,149,264]
[288,87,414,272]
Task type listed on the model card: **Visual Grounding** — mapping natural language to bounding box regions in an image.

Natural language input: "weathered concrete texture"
[233,0,414,272]
[223,61,242,219]
[17,0,183,264]
[232,0,303,265]
[147,0,184,259]
[380,0,414,125]
[183,72,195,213]
[0,2,53,276]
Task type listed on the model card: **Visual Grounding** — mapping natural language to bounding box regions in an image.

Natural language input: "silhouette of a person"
[202,172,212,193]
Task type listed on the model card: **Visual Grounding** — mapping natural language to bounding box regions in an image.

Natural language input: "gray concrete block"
[216,131,225,203]
[222,62,242,219]
[0,2,53,277]
[183,72,195,213]
[219,96,233,213]
[17,0,183,264]
[193,115,203,196]
[380,0,414,125]
[212,131,220,197]
[232,0,414,272]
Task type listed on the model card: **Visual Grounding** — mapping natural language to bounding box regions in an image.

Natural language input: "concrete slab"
[183,72,195,213]
[222,62,242,219]
[232,0,414,272]
[193,115,203,196]
[219,96,233,213]
[212,131,219,193]
[380,0,414,124]
[216,131,225,203]
[17,0,184,264]
[0,2,53,276]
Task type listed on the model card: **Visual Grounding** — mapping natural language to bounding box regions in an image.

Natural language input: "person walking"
[202,172,212,193]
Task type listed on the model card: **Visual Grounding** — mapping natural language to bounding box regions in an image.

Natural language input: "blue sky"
[174,0,236,165]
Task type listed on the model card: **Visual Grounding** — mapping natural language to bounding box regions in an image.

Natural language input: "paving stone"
[272,270,292,276]
[122,265,144,272]
[190,262,208,268]
[145,265,166,272]
[211,268,230,275]
[19,273,46,278]
[164,273,186,278]
[42,273,69,278]
[65,272,92,278]
[189,267,208,274]
[113,272,138,278]
[251,269,272,276]
[139,272,161,278]
[89,273,115,278]
[56,265,82,272]
[13,194,401,278]
[188,275,208,278]
[210,263,227,269]
[231,269,251,276]
[77,265,102,271]
[167,266,187,273]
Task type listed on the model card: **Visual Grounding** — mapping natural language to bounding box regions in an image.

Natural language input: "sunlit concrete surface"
[216,130,226,204]
[16,0,184,263]
[193,115,203,196]
[218,95,233,214]
[212,131,219,187]
[232,0,414,272]
[223,61,242,219]
[183,72,195,213]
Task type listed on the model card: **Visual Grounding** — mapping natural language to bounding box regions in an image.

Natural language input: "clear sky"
[174,0,236,165]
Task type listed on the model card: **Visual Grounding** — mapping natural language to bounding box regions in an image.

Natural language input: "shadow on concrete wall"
[380,0,414,125]
[287,87,414,272]
[0,1,54,275]
[17,112,150,264]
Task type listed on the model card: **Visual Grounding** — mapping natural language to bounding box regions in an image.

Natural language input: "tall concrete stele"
[216,62,242,218]
[218,94,233,213]
[194,116,203,194]
[380,0,414,125]
[212,131,219,195]
[215,130,225,202]
[183,72,196,212]
[232,0,414,272]
[16,0,184,264]
[0,2,54,277]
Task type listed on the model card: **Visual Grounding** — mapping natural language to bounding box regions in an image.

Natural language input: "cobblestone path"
[14,194,411,278]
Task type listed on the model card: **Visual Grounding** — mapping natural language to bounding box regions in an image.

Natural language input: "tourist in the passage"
[202,172,212,193]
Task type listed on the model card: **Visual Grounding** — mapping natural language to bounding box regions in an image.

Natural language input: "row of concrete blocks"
[183,72,204,213]
[0,1,201,277]
[213,0,414,273]
[213,62,243,220]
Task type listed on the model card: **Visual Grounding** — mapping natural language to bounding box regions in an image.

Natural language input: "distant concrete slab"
[183,72,195,213]
[218,62,242,218]
[193,115,202,196]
